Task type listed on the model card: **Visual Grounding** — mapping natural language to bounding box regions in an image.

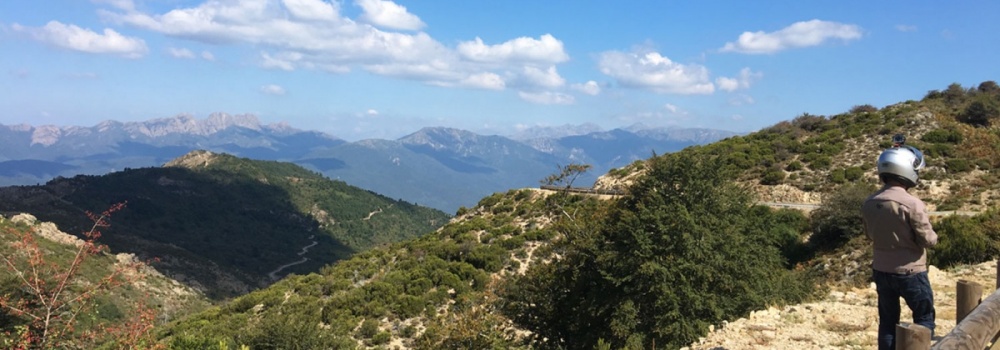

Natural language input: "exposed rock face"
[164,150,217,169]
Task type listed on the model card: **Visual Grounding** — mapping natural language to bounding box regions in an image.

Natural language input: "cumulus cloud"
[12,21,147,58]
[201,51,216,61]
[168,47,196,59]
[458,34,569,64]
[716,67,762,92]
[598,50,714,94]
[720,19,862,54]
[96,0,578,98]
[518,91,574,105]
[518,66,565,88]
[572,81,601,95]
[896,24,918,32]
[356,0,425,30]
[284,0,339,21]
[460,72,506,90]
[260,84,286,95]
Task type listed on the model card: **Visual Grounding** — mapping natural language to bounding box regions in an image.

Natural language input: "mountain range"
[0,114,738,212]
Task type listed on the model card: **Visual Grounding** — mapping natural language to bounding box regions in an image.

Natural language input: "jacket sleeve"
[909,200,938,247]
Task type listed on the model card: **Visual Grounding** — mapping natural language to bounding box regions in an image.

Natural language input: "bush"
[785,161,803,171]
[503,153,812,349]
[922,129,963,144]
[930,210,1000,267]
[844,167,864,182]
[761,168,785,185]
[809,183,877,251]
[946,159,972,173]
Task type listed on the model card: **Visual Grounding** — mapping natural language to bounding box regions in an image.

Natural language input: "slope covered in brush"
[0,151,450,299]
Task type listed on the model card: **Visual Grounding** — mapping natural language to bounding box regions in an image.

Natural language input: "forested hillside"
[157,81,1000,349]
[0,151,450,299]
[4,81,1000,349]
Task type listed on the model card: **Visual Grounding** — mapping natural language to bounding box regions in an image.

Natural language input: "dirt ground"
[685,261,999,349]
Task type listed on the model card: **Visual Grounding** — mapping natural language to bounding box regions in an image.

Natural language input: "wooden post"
[957,280,984,323]
[932,289,1000,349]
[897,323,931,350]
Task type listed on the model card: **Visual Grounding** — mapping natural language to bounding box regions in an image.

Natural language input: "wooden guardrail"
[899,259,1000,349]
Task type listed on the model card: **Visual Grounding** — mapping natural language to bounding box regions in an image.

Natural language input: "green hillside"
[1,214,211,348]
[6,81,1000,349]
[155,81,1000,349]
[0,151,450,300]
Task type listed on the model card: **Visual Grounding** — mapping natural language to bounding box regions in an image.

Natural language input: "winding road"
[267,236,319,281]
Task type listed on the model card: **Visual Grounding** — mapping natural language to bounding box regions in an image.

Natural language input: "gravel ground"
[685,261,999,349]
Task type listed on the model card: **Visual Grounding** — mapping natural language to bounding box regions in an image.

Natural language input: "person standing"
[862,145,938,350]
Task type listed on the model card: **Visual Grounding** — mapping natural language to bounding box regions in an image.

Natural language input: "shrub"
[922,129,963,144]
[844,167,864,182]
[503,153,812,349]
[850,104,878,114]
[808,183,877,251]
[946,159,972,173]
[930,210,1000,267]
[761,168,785,185]
[786,161,804,171]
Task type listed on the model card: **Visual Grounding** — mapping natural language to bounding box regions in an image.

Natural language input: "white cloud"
[716,67,761,92]
[896,24,918,32]
[716,77,740,92]
[598,50,714,94]
[366,109,379,116]
[518,91,574,105]
[13,21,147,58]
[283,0,339,21]
[458,34,569,64]
[356,0,425,30]
[99,0,575,98]
[460,72,506,90]
[572,81,601,95]
[201,50,216,61]
[664,103,678,113]
[168,47,196,59]
[720,19,862,54]
[519,66,565,88]
[260,84,286,95]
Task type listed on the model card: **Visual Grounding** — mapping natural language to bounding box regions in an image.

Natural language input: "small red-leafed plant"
[1,202,163,349]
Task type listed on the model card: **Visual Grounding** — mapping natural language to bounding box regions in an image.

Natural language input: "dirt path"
[684,261,998,349]
[267,236,318,281]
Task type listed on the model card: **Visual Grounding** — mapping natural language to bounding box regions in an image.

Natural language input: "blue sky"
[1,1,997,141]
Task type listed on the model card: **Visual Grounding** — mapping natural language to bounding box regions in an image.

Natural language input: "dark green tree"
[958,94,1000,127]
[504,153,811,349]
[808,182,876,251]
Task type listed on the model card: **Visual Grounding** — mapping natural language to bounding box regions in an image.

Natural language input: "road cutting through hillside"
[537,187,978,217]
[267,235,318,281]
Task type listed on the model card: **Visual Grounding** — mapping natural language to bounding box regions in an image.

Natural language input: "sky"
[1,1,998,141]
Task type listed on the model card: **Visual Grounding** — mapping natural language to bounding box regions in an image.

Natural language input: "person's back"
[862,185,937,275]
[862,144,937,350]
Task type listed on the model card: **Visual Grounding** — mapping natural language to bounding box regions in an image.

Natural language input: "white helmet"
[876,146,925,187]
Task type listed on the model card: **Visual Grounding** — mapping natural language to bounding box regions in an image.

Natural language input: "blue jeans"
[873,269,935,350]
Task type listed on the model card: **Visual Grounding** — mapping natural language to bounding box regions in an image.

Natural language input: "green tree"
[958,94,1000,127]
[504,153,810,349]
[808,183,876,251]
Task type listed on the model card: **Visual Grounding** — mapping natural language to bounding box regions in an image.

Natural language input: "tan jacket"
[861,185,938,274]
